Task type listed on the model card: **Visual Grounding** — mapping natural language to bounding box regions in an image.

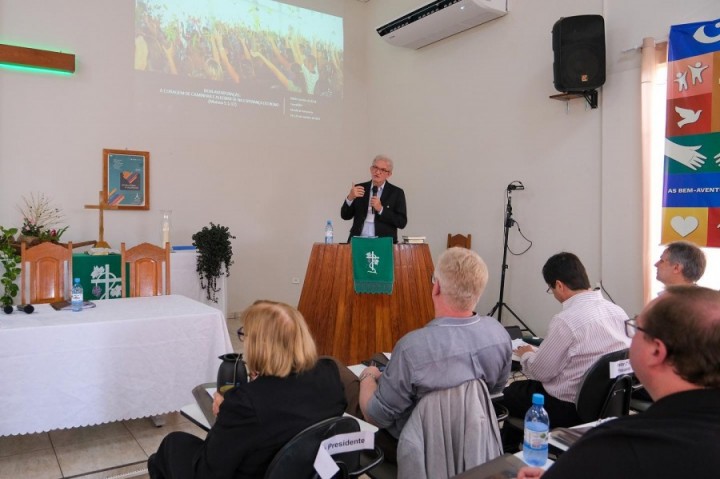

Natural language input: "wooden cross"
[84,191,117,249]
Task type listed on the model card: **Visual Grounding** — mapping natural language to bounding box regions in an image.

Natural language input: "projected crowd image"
[134,0,343,120]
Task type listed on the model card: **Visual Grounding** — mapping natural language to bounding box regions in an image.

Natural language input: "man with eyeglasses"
[517,285,720,479]
[654,240,706,288]
[501,252,630,437]
[341,154,407,243]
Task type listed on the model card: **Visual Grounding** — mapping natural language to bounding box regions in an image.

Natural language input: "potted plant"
[0,226,21,313]
[18,192,68,245]
[192,223,235,303]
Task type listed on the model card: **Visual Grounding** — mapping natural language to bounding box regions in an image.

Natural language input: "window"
[646,42,718,298]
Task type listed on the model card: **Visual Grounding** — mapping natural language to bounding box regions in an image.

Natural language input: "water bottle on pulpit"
[325,220,334,244]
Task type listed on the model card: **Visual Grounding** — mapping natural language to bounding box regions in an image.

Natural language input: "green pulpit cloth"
[351,237,394,294]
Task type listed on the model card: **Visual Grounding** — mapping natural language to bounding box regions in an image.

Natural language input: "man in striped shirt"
[501,252,630,430]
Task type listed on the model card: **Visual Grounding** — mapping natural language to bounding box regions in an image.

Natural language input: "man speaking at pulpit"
[341,154,407,243]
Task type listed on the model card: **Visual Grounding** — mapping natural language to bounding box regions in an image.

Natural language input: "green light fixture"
[0,44,75,75]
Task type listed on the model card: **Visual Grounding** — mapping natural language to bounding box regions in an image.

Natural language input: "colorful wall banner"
[661,18,720,246]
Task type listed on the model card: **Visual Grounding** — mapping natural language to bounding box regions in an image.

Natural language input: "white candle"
[161,210,172,246]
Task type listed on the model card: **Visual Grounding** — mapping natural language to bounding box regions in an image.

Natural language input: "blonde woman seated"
[147,301,347,479]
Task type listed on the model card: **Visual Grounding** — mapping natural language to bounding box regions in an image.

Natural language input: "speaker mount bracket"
[550,90,599,109]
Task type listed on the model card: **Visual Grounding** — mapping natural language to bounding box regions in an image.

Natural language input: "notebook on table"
[549,417,617,451]
[360,352,391,368]
[191,383,217,428]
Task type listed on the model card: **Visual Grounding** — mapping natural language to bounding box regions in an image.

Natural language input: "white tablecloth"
[0,295,233,436]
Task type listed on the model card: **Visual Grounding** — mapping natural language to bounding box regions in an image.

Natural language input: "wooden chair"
[447,233,472,249]
[20,241,73,304]
[120,242,171,297]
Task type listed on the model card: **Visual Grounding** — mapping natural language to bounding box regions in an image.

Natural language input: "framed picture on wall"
[102,148,150,210]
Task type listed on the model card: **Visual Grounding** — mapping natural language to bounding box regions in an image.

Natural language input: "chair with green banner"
[20,241,73,304]
[120,242,171,297]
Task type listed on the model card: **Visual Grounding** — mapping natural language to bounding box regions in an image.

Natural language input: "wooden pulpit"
[298,243,435,364]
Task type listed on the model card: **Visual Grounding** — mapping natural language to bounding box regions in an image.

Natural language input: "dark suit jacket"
[191,358,347,479]
[340,180,408,243]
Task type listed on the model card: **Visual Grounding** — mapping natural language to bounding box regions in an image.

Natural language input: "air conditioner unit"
[376,0,508,49]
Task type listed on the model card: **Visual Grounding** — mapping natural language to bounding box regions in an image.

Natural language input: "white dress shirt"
[519,290,630,403]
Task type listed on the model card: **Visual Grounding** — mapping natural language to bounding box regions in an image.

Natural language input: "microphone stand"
[488,188,535,335]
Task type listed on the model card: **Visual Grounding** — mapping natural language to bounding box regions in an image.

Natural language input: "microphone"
[371,185,379,214]
[507,181,525,191]
[17,304,34,314]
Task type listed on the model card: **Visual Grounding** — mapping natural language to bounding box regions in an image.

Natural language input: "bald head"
[642,285,720,388]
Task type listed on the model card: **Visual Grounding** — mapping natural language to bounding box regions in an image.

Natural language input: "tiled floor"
[0,413,207,479]
[0,315,243,479]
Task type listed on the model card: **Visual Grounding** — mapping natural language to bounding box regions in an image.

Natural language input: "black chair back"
[265,416,383,479]
[575,349,633,423]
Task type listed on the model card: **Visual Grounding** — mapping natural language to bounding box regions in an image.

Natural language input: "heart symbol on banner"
[670,216,699,237]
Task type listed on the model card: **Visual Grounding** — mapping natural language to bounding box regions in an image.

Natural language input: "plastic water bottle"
[523,393,549,466]
[71,278,83,312]
[324,220,334,244]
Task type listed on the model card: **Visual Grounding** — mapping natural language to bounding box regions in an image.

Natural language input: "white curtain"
[640,38,667,302]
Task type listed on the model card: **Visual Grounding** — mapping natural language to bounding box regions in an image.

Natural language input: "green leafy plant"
[192,223,235,303]
[0,226,21,308]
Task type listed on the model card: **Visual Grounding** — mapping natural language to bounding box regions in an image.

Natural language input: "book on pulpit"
[402,236,426,244]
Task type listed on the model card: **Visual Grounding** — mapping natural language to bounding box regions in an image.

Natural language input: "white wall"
[0,0,371,317]
[1,0,718,333]
[366,0,607,333]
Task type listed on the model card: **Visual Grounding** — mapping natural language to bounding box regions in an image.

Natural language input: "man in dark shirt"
[341,155,407,243]
[517,285,720,479]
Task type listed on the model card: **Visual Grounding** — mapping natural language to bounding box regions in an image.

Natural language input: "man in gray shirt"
[358,247,512,460]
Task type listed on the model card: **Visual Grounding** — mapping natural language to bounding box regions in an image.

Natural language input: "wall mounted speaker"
[552,15,606,92]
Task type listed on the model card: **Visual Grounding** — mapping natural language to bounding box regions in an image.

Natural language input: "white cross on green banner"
[351,237,394,294]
